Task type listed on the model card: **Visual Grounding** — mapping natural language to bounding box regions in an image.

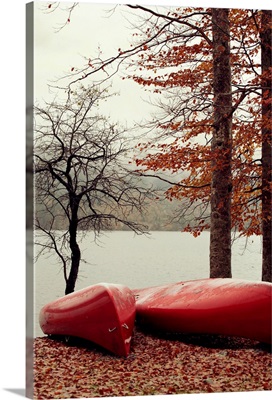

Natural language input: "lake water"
[34,231,262,337]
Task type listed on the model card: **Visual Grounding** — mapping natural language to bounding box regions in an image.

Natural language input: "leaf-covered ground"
[33,329,271,399]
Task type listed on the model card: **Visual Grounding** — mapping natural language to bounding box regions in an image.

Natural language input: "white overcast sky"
[33,1,158,124]
[1,1,272,400]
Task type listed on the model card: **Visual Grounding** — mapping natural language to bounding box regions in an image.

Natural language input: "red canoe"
[133,278,272,344]
[39,283,136,357]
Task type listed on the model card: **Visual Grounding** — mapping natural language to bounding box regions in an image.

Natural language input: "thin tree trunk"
[65,196,81,295]
[260,10,272,282]
[210,8,232,278]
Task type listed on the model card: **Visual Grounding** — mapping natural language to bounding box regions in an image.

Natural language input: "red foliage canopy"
[126,7,270,237]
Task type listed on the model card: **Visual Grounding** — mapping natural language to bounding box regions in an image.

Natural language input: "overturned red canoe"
[133,278,272,344]
[39,283,136,357]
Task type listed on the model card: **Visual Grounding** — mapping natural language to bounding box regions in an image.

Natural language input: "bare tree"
[34,84,150,294]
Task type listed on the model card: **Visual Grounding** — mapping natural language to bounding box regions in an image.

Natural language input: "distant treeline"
[35,195,201,232]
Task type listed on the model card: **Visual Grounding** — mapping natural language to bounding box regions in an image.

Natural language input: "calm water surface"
[34,231,262,337]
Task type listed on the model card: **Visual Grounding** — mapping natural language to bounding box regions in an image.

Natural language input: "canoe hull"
[133,278,272,344]
[39,283,136,357]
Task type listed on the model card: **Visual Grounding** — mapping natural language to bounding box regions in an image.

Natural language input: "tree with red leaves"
[124,6,271,281]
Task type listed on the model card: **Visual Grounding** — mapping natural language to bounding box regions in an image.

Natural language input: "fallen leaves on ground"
[33,329,272,399]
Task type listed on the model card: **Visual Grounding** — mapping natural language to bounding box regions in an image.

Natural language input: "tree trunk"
[210,8,232,278]
[65,196,81,295]
[260,10,272,282]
